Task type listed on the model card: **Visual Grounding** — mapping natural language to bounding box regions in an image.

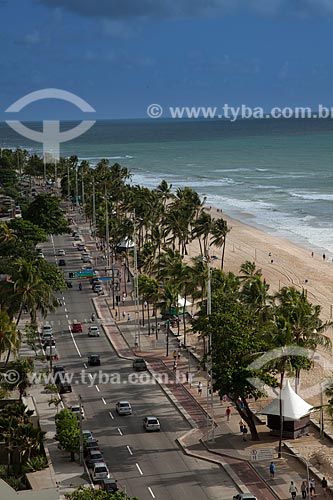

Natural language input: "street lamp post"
[205,258,215,443]
[79,394,83,466]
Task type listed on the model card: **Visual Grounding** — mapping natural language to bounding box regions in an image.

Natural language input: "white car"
[93,284,104,294]
[42,324,53,335]
[57,249,65,256]
[88,325,100,337]
[143,416,161,432]
[92,462,109,483]
[82,255,91,263]
[71,405,85,419]
[116,401,132,415]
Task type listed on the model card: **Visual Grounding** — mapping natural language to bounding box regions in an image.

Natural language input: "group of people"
[270,462,327,499]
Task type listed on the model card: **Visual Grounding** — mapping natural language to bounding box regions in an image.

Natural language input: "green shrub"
[23,455,48,473]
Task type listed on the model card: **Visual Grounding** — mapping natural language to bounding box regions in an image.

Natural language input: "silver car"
[116,401,132,415]
[92,462,110,483]
[143,416,160,431]
[88,325,100,337]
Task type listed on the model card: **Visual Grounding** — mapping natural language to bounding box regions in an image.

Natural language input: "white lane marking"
[83,363,87,369]
[109,411,114,420]
[118,428,123,436]
[95,385,100,392]
[126,445,132,455]
[62,299,66,305]
[136,463,143,476]
[101,398,106,405]
[64,308,68,313]
[68,326,81,357]
[66,314,69,319]
[148,487,155,498]
[88,373,93,380]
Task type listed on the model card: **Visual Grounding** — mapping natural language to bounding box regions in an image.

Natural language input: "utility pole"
[67,164,70,201]
[43,155,47,184]
[92,177,96,236]
[79,394,83,466]
[105,188,110,269]
[206,258,215,443]
[75,165,79,208]
[81,172,85,207]
[133,214,140,349]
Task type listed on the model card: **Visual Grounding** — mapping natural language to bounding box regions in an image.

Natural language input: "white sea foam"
[290,192,333,201]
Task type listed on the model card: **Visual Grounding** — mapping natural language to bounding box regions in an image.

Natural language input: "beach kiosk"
[258,380,314,439]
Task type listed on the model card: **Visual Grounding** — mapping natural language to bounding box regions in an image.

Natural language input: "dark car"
[83,438,100,456]
[100,478,118,493]
[133,358,147,371]
[66,281,73,288]
[86,449,104,468]
[58,259,66,266]
[88,354,101,366]
[43,338,56,350]
[57,381,72,394]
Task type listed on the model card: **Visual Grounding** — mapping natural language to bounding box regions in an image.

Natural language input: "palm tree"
[274,286,331,392]
[192,211,213,257]
[0,309,21,361]
[210,217,229,269]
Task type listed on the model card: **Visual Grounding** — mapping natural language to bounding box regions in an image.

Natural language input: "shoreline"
[201,205,333,322]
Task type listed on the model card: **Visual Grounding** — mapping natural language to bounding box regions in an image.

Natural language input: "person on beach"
[225,406,231,421]
[321,476,328,496]
[289,481,298,499]
[269,461,275,479]
[323,253,326,261]
[197,381,202,395]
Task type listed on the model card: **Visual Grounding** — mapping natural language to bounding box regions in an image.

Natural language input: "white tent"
[118,238,134,249]
[258,380,314,421]
[177,295,192,308]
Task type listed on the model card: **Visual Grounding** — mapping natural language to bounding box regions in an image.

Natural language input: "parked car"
[92,462,110,483]
[71,321,83,333]
[84,438,100,456]
[143,416,160,432]
[42,324,53,335]
[133,358,147,371]
[82,255,91,263]
[88,354,101,366]
[116,401,132,416]
[57,249,65,256]
[53,366,66,384]
[43,338,56,350]
[233,495,257,500]
[58,259,66,266]
[66,280,73,288]
[100,478,118,493]
[86,449,104,468]
[82,430,93,441]
[88,325,100,337]
[41,332,53,344]
[58,381,72,394]
[71,405,85,419]
[74,235,82,241]
[37,250,44,258]
[77,244,85,251]
[45,346,59,360]
[93,284,103,294]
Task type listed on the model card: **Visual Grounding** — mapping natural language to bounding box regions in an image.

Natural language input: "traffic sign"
[250,448,274,462]
[77,270,94,278]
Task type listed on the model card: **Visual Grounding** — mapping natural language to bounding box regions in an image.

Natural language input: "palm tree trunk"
[147,304,151,335]
[221,236,227,270]
[183,291,187,347]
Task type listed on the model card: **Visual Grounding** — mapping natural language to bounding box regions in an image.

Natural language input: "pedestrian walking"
[122,310,126,319]
[225,406,231,421]
[239,419,245,433]
[177,350,181,360]
[173,361,177,372]
[197,381,202,395]
[223,394,228,403]
[269,461,275,479]
[301,480,307,499]
[185,371,189,383]
[173,350,177,360]
[309,478,316,497]
[242,425,248,441]
[151,325,155,336]
[289,481,298,499]
[321,476,328,496]
[157,322,160,332]
[127,313,131,322]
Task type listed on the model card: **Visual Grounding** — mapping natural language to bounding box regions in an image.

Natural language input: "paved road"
[41,233,238,500]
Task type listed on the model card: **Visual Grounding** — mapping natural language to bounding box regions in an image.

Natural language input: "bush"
[23,455,48,473]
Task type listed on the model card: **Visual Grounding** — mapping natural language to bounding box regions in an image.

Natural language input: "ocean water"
[1,118,333,254]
